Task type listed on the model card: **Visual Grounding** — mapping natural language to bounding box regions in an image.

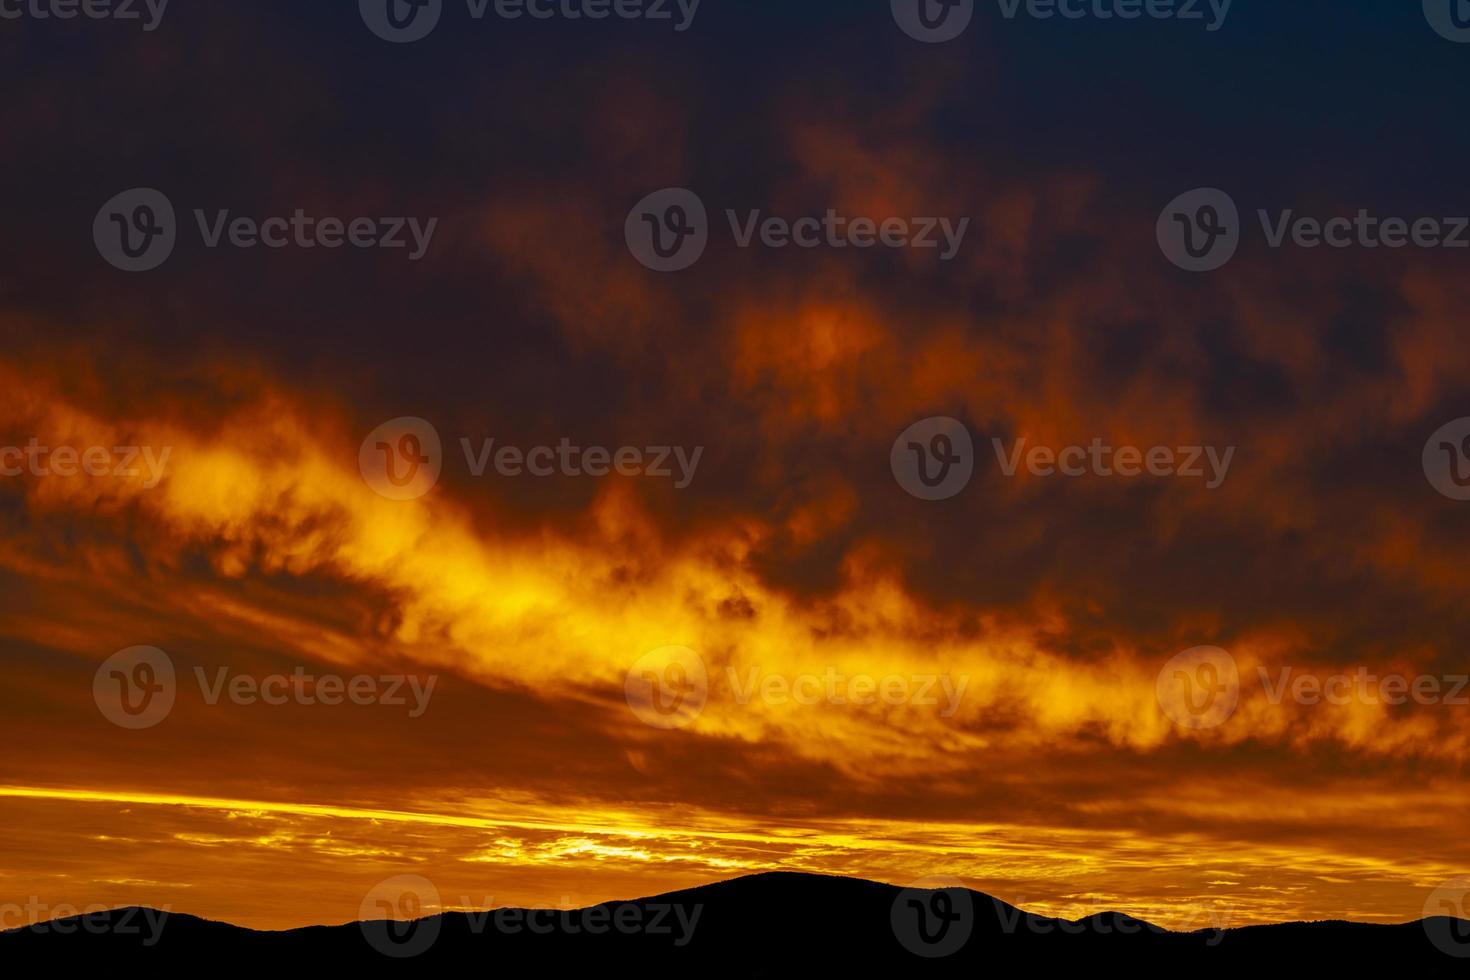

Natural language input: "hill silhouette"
[4,871,1467,975]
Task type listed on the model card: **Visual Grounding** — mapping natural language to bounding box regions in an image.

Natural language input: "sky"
[3,0,1470,934]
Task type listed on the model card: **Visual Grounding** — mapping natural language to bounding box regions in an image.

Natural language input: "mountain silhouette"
[5,871,1467,975]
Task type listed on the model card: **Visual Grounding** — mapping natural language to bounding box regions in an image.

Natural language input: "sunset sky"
[4,1,1470,934]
